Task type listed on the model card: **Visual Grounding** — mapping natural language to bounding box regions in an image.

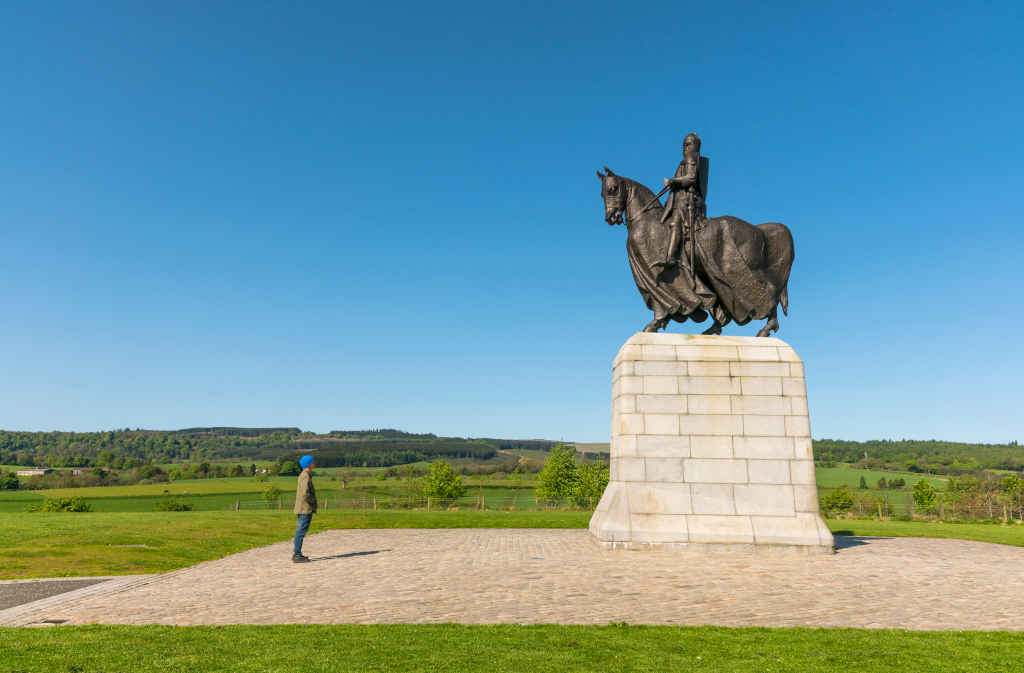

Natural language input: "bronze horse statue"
[598,167,794,337]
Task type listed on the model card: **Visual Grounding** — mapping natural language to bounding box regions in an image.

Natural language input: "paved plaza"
[1,529,1022,630]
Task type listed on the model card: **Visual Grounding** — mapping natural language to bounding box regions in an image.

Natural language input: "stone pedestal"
[589,333,834,554]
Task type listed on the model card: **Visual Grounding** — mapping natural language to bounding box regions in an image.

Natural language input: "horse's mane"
[623,177,657,204]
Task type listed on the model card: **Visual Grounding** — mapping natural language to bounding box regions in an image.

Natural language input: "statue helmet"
[683,133,701,154]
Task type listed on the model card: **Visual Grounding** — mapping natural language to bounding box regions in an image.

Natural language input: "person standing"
[292,455,317,563]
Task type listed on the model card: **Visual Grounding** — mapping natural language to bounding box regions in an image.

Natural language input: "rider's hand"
[664,178,670,187]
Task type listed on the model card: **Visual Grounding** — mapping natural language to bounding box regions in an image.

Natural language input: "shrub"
[913,478,937,510]
[421,460,466,500]
[278,461,300,476]
[151,498,195,512]
[877,477,886,489]
[138,479,152,486]
[262,484,282,505]
[859,476,868,489]
[819,486,855,516]
[535,443,580,503]
[26,496,92,512]
[375,473,387,482]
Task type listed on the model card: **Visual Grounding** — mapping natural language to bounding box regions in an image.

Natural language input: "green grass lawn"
[0,624,1021,672]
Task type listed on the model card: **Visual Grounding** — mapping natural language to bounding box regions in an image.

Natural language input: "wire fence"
[223,494,600,512]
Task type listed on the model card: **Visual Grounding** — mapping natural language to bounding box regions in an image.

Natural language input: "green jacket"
[294,469,317,514]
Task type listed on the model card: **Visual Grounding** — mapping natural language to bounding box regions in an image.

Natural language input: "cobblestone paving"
[4,530,1022,630]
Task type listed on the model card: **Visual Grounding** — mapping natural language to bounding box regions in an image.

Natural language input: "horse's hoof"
[755,328,771,337]
[702,324,722,336]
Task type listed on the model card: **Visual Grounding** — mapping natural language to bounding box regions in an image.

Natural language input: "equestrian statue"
[598,134,794,336]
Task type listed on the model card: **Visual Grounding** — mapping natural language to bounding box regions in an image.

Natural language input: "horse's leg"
[701,320,723,336]
[644,306,670,333]
[756,305,780,337]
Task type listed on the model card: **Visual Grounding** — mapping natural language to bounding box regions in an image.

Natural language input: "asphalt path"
[0,579,109,610]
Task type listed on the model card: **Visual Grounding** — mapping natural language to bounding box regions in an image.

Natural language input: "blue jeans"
[293,513,313,557]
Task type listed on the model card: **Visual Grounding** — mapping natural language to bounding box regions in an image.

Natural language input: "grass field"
[3,509,1024,581]
[0,624,1021,672]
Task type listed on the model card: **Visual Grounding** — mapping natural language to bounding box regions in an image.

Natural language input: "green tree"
[248,463,257,477]
[535,443,579,504]
[859,476,868,489]
[571,460,610,508]
[279,461,300,476]
[421,460,466,500]
[1,471,19,491]
[877,477,886,489]
[913,478,937,510]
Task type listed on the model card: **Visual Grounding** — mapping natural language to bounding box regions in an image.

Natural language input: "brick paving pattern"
[3,530,1022,630]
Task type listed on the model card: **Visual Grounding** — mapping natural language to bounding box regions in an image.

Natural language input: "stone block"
[789,362,805,378]
[730,361,790,377]
[683,458,748,484]
[793,437,813,460]
[635,360,688,376]
[618,434,637,458]
[679,376,739,395]
[675,345,738,361]
[644,413,680,435]
[643,376,679,395]
[612,345,642,368]
[785,415,812,438]
[793,485,820,512]
[645,458,685,483]
[687,515,755,545]
[686,361,732,377]
[641,344,677,360]
[679,414,743,436]
[687,394,731,415]
[615,394,636,414]
[751,513,822,547]
[690,435,734,459]
[617,458,646,482]
[747,459,791,484]
[636,434,689,458]
[618,375,644,394]
[781,377,806,396]
[737,346,780,361]
[777,346,802,362]
[628,514,690,543]
[789,460,816,485]
[742,415,787,437]
[626,482,692,515]
[740,376,783,396]
[637,395,687,414]
[731,395,792,416]
[690,483,736,514]
[618,413,645,435]
[790,396,809,416]
[732,435,795,459]
[734,484,795,516]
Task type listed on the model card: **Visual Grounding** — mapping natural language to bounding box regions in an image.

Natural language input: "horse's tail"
[755,222,794,315]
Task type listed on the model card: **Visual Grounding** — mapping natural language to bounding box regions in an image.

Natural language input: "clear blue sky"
[2,1,1022,443]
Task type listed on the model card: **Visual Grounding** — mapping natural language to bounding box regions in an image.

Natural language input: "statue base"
[589,333,834,555]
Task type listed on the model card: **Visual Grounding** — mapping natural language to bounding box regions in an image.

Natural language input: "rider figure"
[653,133,705,269]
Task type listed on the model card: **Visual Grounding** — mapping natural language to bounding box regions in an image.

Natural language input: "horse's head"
[597,166,626,225]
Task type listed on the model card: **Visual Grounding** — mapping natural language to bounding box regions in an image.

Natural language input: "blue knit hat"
[299,455,314,469]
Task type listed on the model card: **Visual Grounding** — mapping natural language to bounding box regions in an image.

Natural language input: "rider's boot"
[651,229,680,270]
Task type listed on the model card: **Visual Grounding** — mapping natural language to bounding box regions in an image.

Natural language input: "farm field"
[814,467,945,489]
[3,509,1024,581]
[0,624,1021,672]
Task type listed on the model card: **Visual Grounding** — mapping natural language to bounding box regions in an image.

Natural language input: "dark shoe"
[292,555,310,563]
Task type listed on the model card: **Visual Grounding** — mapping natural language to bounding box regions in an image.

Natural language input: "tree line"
[813,438,1024,473]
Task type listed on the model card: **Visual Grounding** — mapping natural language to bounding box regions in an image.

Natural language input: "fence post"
[482,495,485,511]
[427,497,430,511]
[235,500,239,511]
[1004,506,1008,524]
[278,499,281,510]
[940,503,944,520]
[877,502,881,518]
[374,497,377,510]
